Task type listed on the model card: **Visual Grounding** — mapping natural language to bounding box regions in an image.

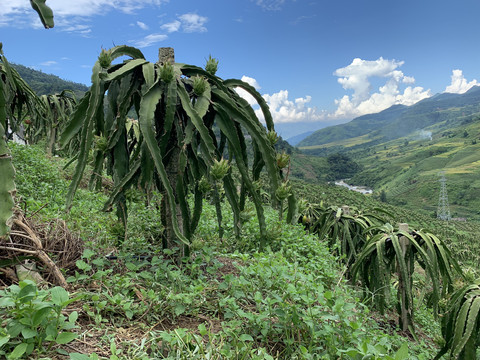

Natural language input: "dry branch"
[1,209,83,287]
[13,219,68,287]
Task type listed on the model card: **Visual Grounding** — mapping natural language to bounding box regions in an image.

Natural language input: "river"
[334,180,373,194]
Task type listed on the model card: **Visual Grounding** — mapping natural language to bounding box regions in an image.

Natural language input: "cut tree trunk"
[397,223,412,332]
[157,47,184,254]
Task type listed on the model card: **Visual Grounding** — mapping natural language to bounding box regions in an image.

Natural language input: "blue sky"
[2,0,480,138]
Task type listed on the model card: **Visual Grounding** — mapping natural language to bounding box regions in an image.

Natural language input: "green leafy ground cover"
[0,144,449,359]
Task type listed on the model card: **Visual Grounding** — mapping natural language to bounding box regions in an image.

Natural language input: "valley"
[293,86,480,221]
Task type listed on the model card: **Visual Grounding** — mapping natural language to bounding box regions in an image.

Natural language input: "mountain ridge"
[287,131,314,146]
[11,63,89,98]
[298,86,480,150]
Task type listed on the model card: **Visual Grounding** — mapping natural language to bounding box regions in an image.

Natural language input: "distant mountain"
[298,86,480,151]
[287,131,314,146]
[273,120,342,141]
[294,86,480,220]
[12,63,89,99]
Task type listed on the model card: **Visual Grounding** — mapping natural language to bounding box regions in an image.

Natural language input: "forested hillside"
[12,63,88,98]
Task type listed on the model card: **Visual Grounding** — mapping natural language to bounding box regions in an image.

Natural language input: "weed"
[0,280,80,359]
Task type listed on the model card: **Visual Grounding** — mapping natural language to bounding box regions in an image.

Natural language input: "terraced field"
[340,118,480,221]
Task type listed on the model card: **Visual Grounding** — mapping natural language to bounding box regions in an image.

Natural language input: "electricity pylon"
[437,172,451,221]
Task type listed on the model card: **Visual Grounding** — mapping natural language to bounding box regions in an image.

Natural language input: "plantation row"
[292,179,480,268]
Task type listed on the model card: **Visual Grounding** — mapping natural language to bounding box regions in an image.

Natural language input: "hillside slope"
[294,87,480,220]
[12,63,89,98]
[298,86,480,150]
[347,115,480,220]
[5,142,441,359]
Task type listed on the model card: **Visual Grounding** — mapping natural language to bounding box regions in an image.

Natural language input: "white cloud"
[295,96,312,109]
[0,1,29,15]
[130,33,167,48]
[0,0,166,16]
[236,76,326,124]
[178,13,208,33]
[57,22,92,35]
[129,12,208,49]
[136,21,148,30]
[334,58,402,103]
[160,13,208,34]
[332,57,431,119]
[39,60,58,66]
[291,15,316,25]
[254,0,286,11]
[161,20,181,33]
[259,90,326,124]
[46,0,165,17]
[241,76,261,89]
[444,69,479,94]
[235,76,262,106]
[0,0,166,29]
[237,58,433,125]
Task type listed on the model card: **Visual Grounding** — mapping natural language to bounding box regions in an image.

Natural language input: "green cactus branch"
[0,1,54,235]
[0,124,15,237]
[435,282,480,359]
[30,0,54,29]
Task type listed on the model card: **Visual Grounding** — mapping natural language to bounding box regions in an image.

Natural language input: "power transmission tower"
[437,172,451,221]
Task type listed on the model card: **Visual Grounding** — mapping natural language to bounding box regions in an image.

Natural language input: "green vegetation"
[293,179,480,269]
[347,121,480,220]
[62,46,287,255]
[2,142,440,359]
[292,199,461,336]
[30,0,54,29]
[351,223,460,333]
[282,149,331,183]
[0,281,80,359]
[2,12,480,357]
[1,45,44,236]
[38,91,78,156]
[12,64,88,99]
[326,153,361,180]
[435,281,480,359]
[2,134,480,358]
[291,88,480,220]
